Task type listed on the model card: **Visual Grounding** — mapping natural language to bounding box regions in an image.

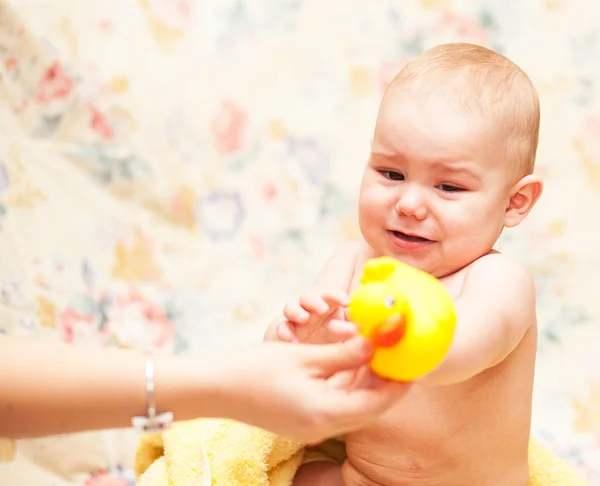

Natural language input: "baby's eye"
[380,170,404,181]
[384,295,396,308]
[437,184,463,192]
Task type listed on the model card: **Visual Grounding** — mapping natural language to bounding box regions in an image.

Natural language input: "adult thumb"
[310,337,374,376]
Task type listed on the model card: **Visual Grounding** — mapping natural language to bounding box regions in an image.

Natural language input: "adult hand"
[0,334,408,441]
[218,336,410,443]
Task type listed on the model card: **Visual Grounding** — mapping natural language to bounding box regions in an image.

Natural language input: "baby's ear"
[504,174,543,228]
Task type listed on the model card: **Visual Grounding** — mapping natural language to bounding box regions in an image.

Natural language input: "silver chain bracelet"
[131,353,173,433]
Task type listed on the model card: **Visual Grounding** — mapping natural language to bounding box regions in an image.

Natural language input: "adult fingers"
[304,336,373,376]
[326,319,359,340]
[333,379,410,421]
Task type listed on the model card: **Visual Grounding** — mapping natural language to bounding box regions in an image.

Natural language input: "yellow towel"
[528,439,588,486]
[135,420,588,485]
[135,418,305,486]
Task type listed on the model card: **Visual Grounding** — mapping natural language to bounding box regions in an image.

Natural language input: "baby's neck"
[356,241,498,281]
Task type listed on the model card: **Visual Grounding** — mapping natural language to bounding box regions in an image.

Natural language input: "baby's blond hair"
[387,43,539,176]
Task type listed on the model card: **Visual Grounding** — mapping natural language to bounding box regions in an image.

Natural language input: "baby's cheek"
[360,190,389,219]
[448,211,500,252]
[358,200,376,229]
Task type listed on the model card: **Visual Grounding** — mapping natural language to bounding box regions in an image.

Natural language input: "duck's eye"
[384,295,395,308]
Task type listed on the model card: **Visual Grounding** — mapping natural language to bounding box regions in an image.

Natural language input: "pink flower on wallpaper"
[58,290,174,351]
[107,291,174,351]
[145,0,192,30]
[211,100,248,155]
[434,11,490,45]
[59,306,111,347]
[35,61,75,103]
[85,472,130,486]
[262,181,278,201]
[254,178,305,228]
[89,105,115,139]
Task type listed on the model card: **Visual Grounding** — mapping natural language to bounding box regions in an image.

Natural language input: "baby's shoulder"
[463,252,536,309]
[466,252,532,282]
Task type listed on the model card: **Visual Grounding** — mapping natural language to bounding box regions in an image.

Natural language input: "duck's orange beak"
[372,314,406,348]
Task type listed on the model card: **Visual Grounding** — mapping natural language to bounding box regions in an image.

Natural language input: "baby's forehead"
[376,43,539,176]
[376,92,496,146]
[373,109,518,181]
[381,77,500,117]
[379,84,526,149]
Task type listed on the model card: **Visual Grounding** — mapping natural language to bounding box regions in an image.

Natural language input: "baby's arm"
[308,241,362,293]
[417,253,537,387]
[264,241,361,343]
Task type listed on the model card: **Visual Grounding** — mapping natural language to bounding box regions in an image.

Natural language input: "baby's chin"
[372,248,463,279]
[363,238,489,278]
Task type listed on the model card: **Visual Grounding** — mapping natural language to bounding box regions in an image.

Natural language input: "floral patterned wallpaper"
[0,0,599,484]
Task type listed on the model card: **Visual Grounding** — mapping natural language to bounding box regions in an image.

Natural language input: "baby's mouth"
[392,231,432,243]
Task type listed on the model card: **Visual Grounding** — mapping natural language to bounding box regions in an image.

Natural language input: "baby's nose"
[395,187,428,220]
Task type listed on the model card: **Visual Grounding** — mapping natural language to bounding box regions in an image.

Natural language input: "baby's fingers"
[283,300,310,324]
[299,292,331,316]
[326,369,357,388]
[320,289,351,308]
[276,322,299,343]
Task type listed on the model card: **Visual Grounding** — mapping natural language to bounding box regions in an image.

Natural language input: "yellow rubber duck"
[347,256,456,382]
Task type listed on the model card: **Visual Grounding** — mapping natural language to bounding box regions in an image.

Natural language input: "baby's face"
[358,92,515,278]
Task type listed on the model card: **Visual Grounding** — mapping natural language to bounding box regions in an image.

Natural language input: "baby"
[264,43,543,485]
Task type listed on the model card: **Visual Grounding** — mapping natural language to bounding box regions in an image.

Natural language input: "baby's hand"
[277,290,357,344]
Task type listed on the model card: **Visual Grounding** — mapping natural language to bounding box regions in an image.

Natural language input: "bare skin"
[265,44,543,485]
[268,244,536,486]
[0,333,409,444]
